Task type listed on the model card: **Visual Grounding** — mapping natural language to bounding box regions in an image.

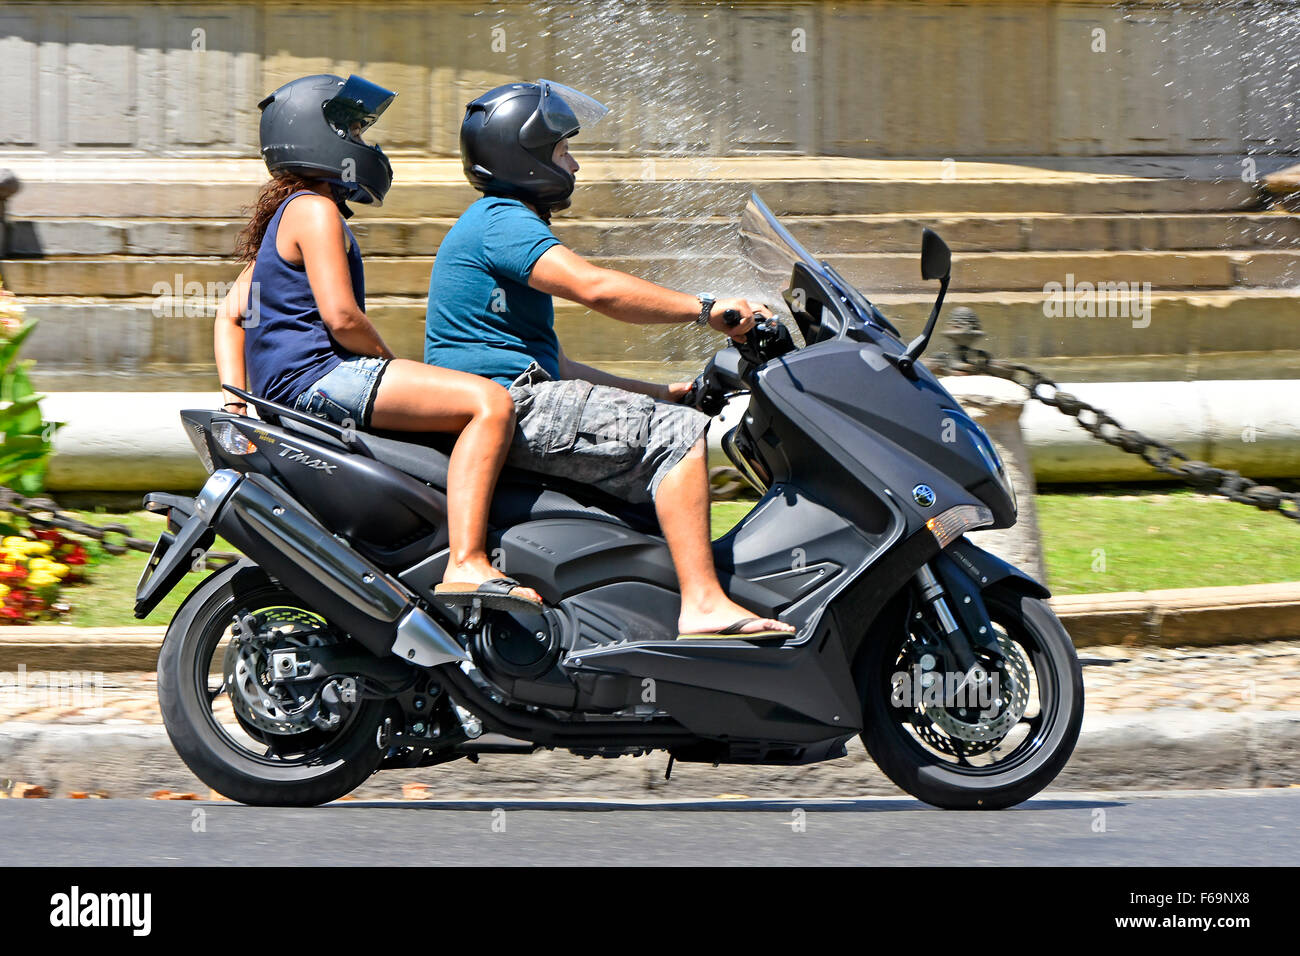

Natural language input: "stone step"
[9,212,1300,258]
[5,249,1298,297]
[7,177,1263,219]
[16,289,1300,391]
[3,156,1269,218]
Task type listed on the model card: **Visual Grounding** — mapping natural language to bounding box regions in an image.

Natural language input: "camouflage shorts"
[506,363,710,505]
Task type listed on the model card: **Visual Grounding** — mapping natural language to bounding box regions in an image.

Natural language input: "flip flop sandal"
[434,577,544,613]
[677,617,795,641]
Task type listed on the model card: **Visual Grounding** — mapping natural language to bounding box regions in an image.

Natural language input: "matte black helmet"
[258,74,397,208]
[460,79,609,213]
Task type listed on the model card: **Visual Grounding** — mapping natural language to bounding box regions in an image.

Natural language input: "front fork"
[911,560,1002,693]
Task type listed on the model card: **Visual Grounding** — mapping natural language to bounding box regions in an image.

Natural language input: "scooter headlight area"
[971,426,1016,515]
[948,410,1018,517]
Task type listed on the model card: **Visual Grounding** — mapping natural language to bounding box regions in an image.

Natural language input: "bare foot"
[678,598,795,637]
[441,557,542,606]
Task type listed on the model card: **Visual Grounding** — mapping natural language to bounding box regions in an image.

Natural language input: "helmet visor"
[323,74,397,137]
[536,79,609,138]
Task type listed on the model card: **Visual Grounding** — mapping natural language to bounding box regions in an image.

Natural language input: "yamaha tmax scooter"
[135,194,1083,809]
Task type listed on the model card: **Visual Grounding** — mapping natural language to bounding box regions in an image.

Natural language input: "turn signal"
[926,504,994,548]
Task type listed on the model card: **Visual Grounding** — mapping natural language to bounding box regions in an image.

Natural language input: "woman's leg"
[368,359,539,604]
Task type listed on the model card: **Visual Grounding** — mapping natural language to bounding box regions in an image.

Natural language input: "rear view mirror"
[921,228,951,281]
[890,228,953,376]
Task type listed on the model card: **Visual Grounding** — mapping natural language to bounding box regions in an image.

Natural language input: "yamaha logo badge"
[912,484,936,507]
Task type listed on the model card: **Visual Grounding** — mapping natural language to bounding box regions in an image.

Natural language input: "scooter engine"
[468,611,563,682]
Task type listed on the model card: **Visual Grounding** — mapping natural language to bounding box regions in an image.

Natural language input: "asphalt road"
[1,788,1296,865]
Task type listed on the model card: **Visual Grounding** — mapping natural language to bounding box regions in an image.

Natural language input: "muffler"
[213,471,466,667]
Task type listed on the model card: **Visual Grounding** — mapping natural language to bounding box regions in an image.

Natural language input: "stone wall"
[0,0,1296,159]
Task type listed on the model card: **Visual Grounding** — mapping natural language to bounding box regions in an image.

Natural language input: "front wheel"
[157,562,391,806]
[859,587,1084,810]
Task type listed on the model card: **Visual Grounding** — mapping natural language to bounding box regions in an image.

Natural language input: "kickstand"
[664,755,675,781]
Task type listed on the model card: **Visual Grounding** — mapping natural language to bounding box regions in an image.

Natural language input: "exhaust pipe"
[214,472,466,668]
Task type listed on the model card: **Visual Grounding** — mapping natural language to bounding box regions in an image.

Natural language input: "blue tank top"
[244,190,366,406]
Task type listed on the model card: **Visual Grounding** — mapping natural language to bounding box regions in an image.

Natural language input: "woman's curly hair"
[234,173,321,263]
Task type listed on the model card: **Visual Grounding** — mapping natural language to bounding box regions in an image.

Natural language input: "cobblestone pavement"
[1,641,1298,725]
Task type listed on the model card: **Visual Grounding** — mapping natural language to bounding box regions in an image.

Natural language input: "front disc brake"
[910,630,1031,753]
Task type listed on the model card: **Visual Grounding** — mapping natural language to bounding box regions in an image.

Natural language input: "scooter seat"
[259,395,661,535]
[356,427,663,535]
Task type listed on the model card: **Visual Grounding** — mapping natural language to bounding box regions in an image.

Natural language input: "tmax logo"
[277,443,336,474]
[911,484,936,507]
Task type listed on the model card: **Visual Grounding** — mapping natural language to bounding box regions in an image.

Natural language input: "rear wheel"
[859,586,1083,810]
[157,563,390,806]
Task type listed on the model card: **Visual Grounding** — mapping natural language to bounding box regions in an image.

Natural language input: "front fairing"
[735,192,1016,529]
[751,341,1016,531]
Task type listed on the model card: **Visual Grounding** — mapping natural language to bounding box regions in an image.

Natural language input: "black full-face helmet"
[460,79,609,213]
[258,74,397,209]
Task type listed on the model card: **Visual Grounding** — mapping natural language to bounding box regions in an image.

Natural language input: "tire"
[859,586,1084,810]
[157,562,388,807]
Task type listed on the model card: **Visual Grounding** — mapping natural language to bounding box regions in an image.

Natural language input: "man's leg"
[654,437,794,636]
[503,374,792,636]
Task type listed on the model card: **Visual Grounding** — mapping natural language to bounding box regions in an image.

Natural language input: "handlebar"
[683,310,796,414]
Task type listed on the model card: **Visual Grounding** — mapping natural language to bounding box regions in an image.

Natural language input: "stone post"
[940,374,1048,585]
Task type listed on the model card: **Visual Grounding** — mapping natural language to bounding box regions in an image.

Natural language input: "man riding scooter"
[424,80,795,641]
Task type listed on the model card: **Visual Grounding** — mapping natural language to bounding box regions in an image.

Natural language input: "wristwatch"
[695,294,716,327]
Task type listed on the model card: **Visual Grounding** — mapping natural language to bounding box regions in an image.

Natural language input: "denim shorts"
[292,356,391,429]
[505,363,710,505]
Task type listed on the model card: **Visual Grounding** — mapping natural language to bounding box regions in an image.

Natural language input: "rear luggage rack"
[222,383,367,453]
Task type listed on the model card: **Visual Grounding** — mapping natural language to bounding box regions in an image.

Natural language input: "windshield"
[738,193,824,292]
[738,192,898,340]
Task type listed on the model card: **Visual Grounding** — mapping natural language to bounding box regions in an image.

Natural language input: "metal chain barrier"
[935,307,1300,524]
[0,486,239,568]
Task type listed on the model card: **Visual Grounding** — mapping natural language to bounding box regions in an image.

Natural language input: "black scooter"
[135,194,1082,809]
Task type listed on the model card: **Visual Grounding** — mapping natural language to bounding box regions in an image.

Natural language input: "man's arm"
[556,345,683,401]
[528,244,767,337]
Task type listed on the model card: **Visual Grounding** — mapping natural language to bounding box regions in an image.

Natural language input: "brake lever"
[722,308,769,352]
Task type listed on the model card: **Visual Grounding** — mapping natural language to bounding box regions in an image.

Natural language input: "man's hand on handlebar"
[708,298,772,339]
[659,381,695,404]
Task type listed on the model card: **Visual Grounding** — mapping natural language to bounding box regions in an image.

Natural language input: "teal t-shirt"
[424,196,563,386]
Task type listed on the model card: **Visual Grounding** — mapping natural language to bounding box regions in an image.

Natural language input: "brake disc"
[222,610,343,737]
[921,630,1031,746]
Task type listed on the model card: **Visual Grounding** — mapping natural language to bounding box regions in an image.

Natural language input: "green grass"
[25,490,1300,628]
[1035,489,1300,595]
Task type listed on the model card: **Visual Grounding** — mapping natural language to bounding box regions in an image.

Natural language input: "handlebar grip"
[722,308,743,328]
